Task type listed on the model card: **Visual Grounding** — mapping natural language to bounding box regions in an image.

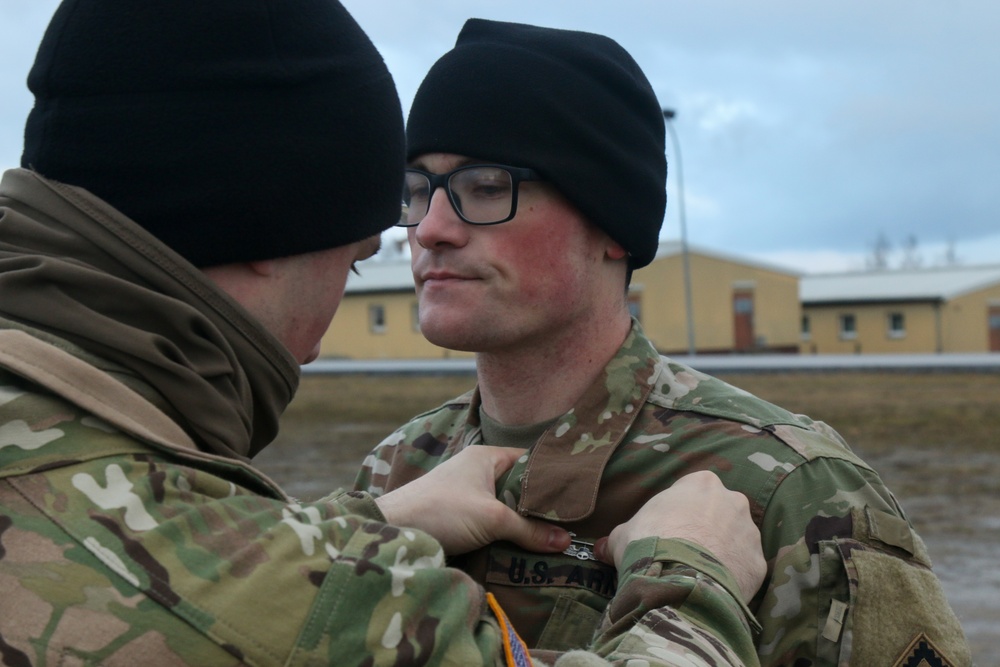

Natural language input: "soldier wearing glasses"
[356,18,970,667]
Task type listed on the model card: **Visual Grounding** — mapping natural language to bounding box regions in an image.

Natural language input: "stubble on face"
[411,187,607,356]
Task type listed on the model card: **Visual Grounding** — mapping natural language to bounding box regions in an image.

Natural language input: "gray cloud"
[4,0,998,271]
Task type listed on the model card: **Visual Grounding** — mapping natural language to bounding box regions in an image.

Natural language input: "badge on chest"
[484,541,618,598]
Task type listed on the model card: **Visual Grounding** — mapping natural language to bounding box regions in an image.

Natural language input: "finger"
[593,536,611,565]
[491,508,571,554]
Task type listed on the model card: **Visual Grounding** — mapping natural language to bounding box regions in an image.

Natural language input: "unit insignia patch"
[891,633,954,667]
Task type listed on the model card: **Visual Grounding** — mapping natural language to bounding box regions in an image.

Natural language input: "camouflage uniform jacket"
[356,321,971,666]
[0,340,760,667]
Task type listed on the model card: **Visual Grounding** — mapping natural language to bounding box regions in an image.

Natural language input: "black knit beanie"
[21,0,404,268]
[406,19,666,268]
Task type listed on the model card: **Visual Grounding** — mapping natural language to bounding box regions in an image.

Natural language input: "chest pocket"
[482,543,617,650]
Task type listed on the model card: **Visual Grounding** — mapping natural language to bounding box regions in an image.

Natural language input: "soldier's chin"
[301,342,322,365]
[420,323,494,353]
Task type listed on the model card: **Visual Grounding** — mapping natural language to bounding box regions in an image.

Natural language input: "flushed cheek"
[496,230,581,300]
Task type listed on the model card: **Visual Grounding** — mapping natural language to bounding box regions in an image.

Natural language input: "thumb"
[592,537,611,565]
[483,446,528,479]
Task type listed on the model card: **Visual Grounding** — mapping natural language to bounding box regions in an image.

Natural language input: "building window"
[733,295,754,314]
[839,313,857,340]
[887,312,906,339]
[411,301,420,332]
[369,304,386,334]
[801,315,811,340]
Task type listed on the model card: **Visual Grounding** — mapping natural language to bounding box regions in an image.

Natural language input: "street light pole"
[662,108,696,356]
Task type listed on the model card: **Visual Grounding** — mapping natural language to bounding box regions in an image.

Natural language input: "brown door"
[989,305,1000,352]
[733,290,755,351]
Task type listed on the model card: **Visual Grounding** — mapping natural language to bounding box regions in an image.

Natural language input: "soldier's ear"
[605,240,628,261]
[248,259,278,276]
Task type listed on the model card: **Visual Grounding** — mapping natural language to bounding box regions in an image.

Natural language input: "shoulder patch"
[486,592,533,667]
[891,633,956,667]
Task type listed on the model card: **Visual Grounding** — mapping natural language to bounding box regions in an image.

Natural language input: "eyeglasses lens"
[400,167,515,226]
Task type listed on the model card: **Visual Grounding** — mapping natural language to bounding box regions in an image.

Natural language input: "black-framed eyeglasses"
[398,164,541,227]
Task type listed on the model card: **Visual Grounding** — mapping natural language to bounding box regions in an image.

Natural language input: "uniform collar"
[514,320,659,521]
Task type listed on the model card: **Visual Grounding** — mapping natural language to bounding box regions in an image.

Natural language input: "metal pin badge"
[563,532,597,561]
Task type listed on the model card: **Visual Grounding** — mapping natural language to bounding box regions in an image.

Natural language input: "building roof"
[343,239,801,295]
[801,264,1000,304]
[344,257,414,294]
[650,240,801,277]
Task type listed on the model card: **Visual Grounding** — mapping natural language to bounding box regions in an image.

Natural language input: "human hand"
[595,471,766,602]
[375,446,572,556]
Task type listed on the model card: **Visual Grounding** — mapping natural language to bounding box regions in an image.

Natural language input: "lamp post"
[662,108,696,356]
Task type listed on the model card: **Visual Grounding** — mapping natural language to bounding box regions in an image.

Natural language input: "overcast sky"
[2,1,998,274]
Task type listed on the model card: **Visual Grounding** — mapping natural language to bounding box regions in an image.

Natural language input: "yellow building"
[320,241,803,359]
[800,264,1000,354]
[631,242,801,355]
[318,257,467,359]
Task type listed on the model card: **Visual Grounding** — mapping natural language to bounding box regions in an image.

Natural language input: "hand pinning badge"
[563,532,597,561]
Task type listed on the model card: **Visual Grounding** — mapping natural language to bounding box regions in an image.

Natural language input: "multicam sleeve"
[752,457,971,666]
[352,418,462,497]
[288,492,514,666]
[351,430,401,495]
[533,538,761,667]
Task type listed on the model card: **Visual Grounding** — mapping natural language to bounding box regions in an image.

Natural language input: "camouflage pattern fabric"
[356,320,972,666]
[1,351,760,666]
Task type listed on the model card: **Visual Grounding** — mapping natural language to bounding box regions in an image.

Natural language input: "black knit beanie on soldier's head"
[21,0,404,268]
[406,19,666,269]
